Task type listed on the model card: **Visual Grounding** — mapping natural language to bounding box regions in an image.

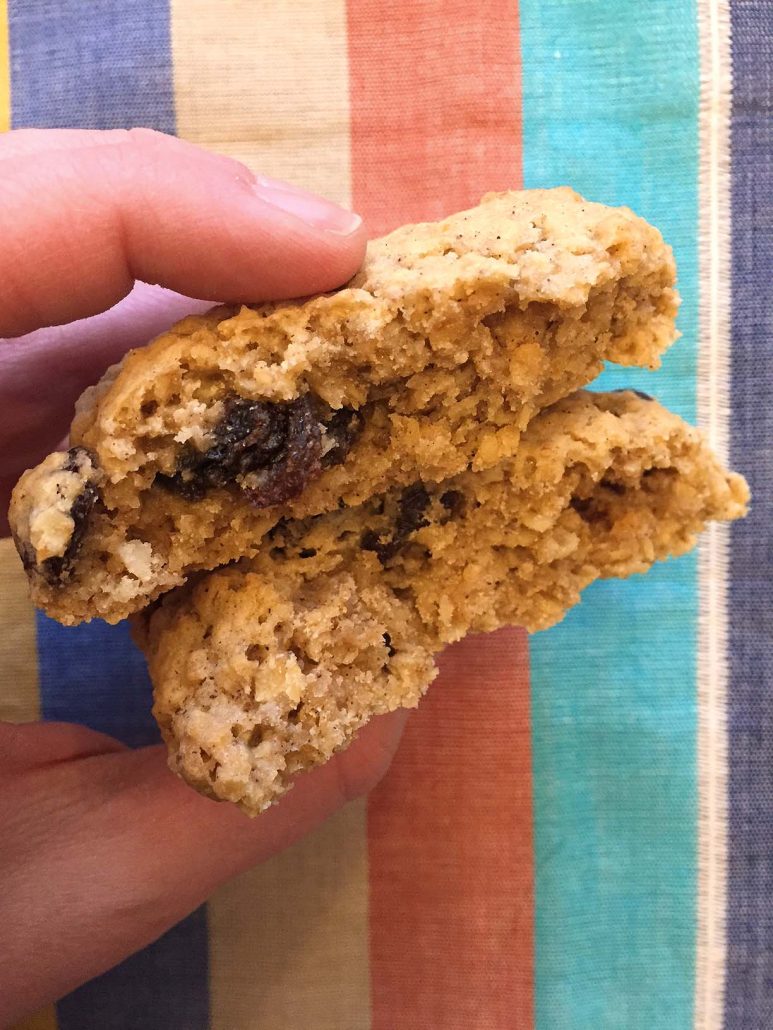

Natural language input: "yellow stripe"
[0,539,40,722]
[0,0,10,132]
[171,8,368,1024]
[170,0,352,204]
[208,801,371,1030]
[11,1007,58,1030]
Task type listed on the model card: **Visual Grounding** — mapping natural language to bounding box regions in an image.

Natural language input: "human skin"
[0,127,406,1025]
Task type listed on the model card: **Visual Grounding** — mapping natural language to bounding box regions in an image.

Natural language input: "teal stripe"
[520,3,700,1028]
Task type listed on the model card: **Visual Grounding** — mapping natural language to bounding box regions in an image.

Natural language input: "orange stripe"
[368,631,534,1029]
[348,5,531,1024]
[347,0,522,237]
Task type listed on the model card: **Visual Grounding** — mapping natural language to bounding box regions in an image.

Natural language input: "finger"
[0,710,406,1021]
[0,128,365,337]
[0,720,126,772]
[0,127,154,162]
[0,283,212,531]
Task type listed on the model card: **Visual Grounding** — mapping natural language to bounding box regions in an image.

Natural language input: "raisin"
[361,528,391,562]
[299,547,317,558]
[362,482,431,565]
[39,448,100,586]
[383,632,396,657]
[440,489,466,519]
[156,397,290,501]
[321,407,364,468]
[241,396,322,508]
[156,393,365,508]
[395,482,431,540]
[156,395,326,509]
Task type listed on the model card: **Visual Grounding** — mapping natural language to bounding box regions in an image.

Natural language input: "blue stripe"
[7,0,175,131]
[35,616,159,747]
[726,2,773,1026]
[56,908,210,1030]
[520,2,700,1027]
[33,626,211,1030]
[9,3,210,1025]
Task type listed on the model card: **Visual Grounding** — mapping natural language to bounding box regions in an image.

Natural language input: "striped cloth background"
[0,1,770,1027]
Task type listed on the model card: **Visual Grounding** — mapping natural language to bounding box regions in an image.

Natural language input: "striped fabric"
[0,1,770,1027]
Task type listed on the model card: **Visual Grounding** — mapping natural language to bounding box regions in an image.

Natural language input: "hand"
[0,128,406,1025]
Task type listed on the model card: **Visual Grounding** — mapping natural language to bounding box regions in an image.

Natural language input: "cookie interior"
[137,391,748,814]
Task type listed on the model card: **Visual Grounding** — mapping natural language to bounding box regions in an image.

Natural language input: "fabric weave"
[1,2,770,1027]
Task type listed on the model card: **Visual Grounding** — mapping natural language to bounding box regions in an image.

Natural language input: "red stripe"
[347,0,522,236]
[348,10,532,1022]
[368,631,534,1029]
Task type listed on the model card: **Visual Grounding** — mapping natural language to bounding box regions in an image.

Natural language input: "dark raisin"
[241,396,322,508]
[362,482,431,566]
[156,397,290,501]
[299,547,317,558]
[38,448,100,586]
[321,407,364,468]
[439,489,466,519]
[156,395,324,510]
[362,528,394,563]
[394,482,431,540]
[267,517,289,541]
[383,632,396,657]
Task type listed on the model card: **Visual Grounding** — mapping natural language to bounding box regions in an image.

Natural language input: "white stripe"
[170,0,352,205]
[207,801,372,1030]
[695,1,732,1027]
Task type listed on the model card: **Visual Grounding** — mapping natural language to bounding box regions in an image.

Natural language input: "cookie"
[10,188,679,625]
[134,391,749,814]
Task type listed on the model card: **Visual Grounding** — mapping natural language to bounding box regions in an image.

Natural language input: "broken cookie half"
[10,188,679,624]
[133,391,749,815]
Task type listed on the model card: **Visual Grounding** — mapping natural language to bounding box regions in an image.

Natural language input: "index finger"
[0,128,365,337]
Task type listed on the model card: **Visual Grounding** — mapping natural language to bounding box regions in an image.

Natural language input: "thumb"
[0,711,406,1022]
[0,128,365,337]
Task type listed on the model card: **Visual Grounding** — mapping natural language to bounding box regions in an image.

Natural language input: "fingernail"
[254,175,362,235]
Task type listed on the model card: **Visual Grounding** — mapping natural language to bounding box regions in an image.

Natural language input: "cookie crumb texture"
[10,188,679,624]
[10,448,102,584]
[136,392,748,815]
